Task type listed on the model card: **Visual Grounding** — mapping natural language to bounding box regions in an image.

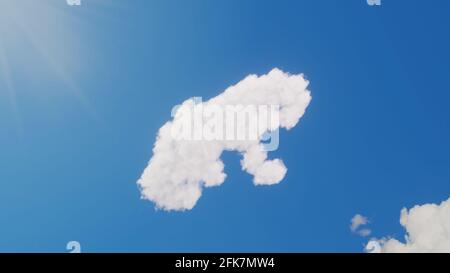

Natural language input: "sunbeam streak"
[0,39,23,138]
[0,0,102,127]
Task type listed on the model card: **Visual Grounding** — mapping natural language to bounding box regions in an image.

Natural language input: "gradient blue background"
[0,0,449,252]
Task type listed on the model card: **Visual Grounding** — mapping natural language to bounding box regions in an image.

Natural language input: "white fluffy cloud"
[368,198,450,253]
[350,214,371,237]
[137,68,312,211]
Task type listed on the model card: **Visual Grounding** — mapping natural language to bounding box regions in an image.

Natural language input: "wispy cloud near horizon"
[367,197,450,253]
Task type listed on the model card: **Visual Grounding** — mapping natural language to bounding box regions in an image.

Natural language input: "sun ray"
[0,39,24,139]
[0,0,103,125]
[13,15,103,124]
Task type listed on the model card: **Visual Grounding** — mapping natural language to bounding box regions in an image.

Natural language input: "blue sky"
[0,0,449,252]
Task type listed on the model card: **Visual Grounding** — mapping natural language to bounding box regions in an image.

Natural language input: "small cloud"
[350,214,369,232]
[357,228,371,237]
[350,214,371,237]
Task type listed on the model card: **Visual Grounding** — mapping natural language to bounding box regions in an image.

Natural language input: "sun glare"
[0,0,102,128]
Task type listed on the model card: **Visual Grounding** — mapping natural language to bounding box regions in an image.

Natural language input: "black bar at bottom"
[0,253,447,272]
